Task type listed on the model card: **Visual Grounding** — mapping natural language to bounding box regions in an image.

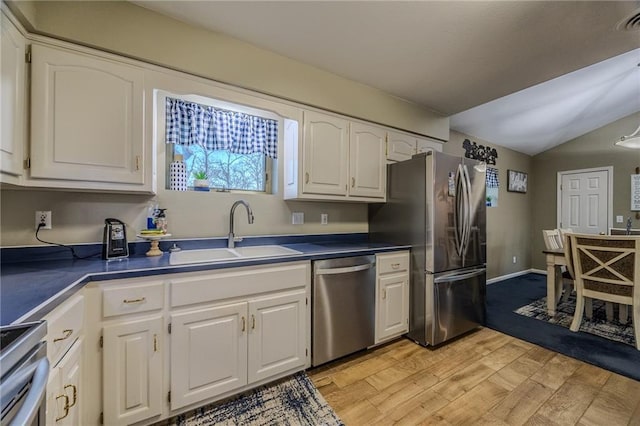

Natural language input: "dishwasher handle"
[315,263,374,275]
[10,355,49,426]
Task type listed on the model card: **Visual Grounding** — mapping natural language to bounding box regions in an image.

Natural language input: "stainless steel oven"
[0,321,48,426]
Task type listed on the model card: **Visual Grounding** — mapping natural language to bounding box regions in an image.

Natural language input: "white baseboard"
[530,268,547,275]
[487,269,542,284]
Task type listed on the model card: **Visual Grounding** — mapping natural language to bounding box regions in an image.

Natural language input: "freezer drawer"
[410,267,486,346]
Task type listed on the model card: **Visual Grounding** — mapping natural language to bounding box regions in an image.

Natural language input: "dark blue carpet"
[486,273,640,381]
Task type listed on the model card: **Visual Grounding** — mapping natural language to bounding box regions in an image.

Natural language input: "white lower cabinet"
[375,251,410,343]
[90,260,310,425]
[103,315,163,425]
[46,338,83,425]
[247,291,306,383]
[170,303,248,410]
[170,290,306,411]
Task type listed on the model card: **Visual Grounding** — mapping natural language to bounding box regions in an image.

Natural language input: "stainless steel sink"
[169,245,302,265]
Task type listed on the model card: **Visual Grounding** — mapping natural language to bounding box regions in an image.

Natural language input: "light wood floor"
[308,327,640,425]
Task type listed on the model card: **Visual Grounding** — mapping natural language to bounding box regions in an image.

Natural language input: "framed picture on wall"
[507,170,528,193]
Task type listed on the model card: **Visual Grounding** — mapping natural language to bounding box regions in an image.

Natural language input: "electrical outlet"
[617,215,624,223]
[320,213,328,225]
[35,211,52,230]
[512,256,517,264]
[291,212,304,225]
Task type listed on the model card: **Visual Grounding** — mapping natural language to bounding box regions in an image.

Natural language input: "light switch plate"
[616,215,624,223]
[292,212,304,225]
[320,213,328,225]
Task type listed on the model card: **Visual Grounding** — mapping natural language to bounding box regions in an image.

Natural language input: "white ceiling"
[132,1,640,155]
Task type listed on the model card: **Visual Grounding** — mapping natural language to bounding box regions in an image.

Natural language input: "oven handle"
[10,356,49,426]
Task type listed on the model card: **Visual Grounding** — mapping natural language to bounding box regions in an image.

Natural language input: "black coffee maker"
[102,218,129,260]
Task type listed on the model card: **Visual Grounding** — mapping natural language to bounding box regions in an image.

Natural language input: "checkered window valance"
[165,98,279,159]
[486,167,499,188]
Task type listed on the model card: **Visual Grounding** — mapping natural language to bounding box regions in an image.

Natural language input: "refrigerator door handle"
[454,164,465,257]
[434,268,486,283]
[461,164,473,259]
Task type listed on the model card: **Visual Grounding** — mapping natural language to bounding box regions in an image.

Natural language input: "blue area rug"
[166,372,343,426]
[514,293,635,347]
[486,273,640,381]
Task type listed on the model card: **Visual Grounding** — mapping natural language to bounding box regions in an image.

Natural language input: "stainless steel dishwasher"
[312,255,376,367]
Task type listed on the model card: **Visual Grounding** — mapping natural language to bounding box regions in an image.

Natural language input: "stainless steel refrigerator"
[369,151,486,346]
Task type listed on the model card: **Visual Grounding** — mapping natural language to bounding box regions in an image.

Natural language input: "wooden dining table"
[543,248,566,316]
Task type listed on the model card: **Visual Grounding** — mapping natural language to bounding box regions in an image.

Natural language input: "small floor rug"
[164,372,343,426]
[514,293,636,347]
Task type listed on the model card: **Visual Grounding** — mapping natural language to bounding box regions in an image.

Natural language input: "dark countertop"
[1,234,409,325]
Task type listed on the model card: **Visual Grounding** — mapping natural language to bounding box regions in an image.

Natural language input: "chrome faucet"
[228,200,254,248]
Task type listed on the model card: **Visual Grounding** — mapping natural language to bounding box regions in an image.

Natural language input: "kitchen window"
[164,94,279,193]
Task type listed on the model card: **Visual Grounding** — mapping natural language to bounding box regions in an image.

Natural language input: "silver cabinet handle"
[305,172,309,184]
[315,263,374,275]
[351,177,355,187]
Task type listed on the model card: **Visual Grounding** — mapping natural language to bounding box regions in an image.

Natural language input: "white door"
[30,44,145,185]
[302,110,349,196]
[58,339,83,426]
[248,291,307,383]
[376,274,409,342]
[0,12,26,181]
[559,168,612,234]
[103,316,163,426]
[349,122,386,199]
[170,303,247,410]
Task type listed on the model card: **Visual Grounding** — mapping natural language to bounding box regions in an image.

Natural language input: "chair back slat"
[542,229,563,250]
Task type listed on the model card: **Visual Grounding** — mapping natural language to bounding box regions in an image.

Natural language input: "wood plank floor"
[308,328,640,425]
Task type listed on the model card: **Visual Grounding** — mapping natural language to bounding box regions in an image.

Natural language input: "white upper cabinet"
[386,130,443,163]
[286,110,387,202]
[29,43,150,192]
[301,110,349,196]
[349,122,386,199]
[386,131,416,162]
[0,11,26,184]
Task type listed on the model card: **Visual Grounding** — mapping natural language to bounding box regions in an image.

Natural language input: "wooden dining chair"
[568,233,640,350]
[543,229,573,303]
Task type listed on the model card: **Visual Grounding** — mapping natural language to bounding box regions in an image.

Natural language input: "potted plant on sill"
[193,170,210,191]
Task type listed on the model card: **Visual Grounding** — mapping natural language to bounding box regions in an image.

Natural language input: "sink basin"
[169,245,302,265]
[169,248,240,265]
[233,245,302,258]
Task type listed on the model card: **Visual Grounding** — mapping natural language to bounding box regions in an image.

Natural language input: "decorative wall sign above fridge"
[462,139,498,165]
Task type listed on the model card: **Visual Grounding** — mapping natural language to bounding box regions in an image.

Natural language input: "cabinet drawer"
[102,281,164,318]
[45,294,84,367]
[171,262,309,308]
[377,252,410,275]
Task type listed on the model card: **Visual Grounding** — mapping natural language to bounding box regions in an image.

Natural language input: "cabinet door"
[349,122,386,199]
[302,110,349,196]
[30,44,145,186]
[386,131,416,162]
[103,316,163,425]
[376,274,409,342]
[248,290,306,383]
[58,338,83,426]
[416,137,443,154]
[0,12,26,181]
[170,303,247,410]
